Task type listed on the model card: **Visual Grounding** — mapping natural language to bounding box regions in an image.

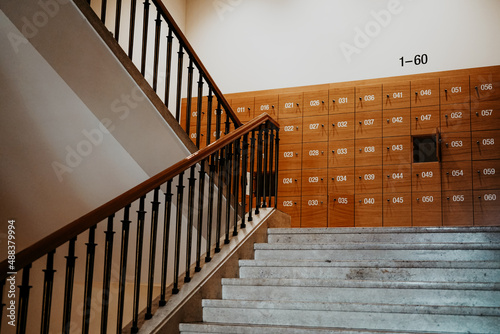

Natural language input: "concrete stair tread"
[179,322,467,334]
[239,259,500,269]
[221,278,500,290]
[202,299,500,316]
[268,226,500,235]
[254,242,500,250]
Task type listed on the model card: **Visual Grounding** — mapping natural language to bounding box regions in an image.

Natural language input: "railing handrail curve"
[0,113,278,281]
[150,0,242,128]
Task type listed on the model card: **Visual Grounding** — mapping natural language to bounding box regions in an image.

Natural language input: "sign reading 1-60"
[399,54,428,67]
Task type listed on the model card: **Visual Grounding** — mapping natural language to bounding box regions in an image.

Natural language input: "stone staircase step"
[220,278,500,307]
[268,227,500,244]
[253,243,500,262]
[201,299,500,333]
[180,322,464,334]
[238,260,500,282]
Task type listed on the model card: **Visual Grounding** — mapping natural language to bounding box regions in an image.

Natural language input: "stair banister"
[0,113,279,333]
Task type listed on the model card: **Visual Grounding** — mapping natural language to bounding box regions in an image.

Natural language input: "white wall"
[185,0,500,93]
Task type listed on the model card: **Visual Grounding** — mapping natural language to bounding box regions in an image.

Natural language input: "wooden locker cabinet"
[471,130,500,160]
[279,117,303,145]
[470,72,500,103]
[412,162,441,192]
[440,75,470,105]
[355,193,382,227]
[355,137,382,167]
[255,95,278,118]
[278,197,301,228]
[303,115,329,142]
[356,84,382,112]
[329,113,355,140]
[383,108,410,137]
[383,164,411,193]
[279,92,303,119]
[328,167,355,194]
[302,141,328,169]
[329,87,355,114]
[441,132,472,162]
[230,97,254,123]
[383,193,411,227]
[441,161,473,191]
[355,165,382,194]
[329,140,354,167]
[303,90,329,116]
[355,110,382,139]
[411,106,440,135]
[279,143,302,170]
[277,170,302,196]
[382,81,410,110]
[473,189,500,226]
[412,191,442,226]
[301,196,328,228]
[302,169,328,196]
[471,102,500,131]
[329,193,355,227]
[440,103,471,133]
[411,78,439,107]
[472,160,500,190]
[383,136,411,165]
[442,190,473,226]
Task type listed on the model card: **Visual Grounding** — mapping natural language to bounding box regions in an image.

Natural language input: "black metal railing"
[82,0,242,147]
[0,114,279,334]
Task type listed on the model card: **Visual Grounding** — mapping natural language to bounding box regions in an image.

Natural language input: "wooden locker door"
[302,196,328,227]
[441,161,473,191]
[471,102,500,131]
[329,87,354,114]
[411,78,439,107]
[279,92,303,119]
[329,193,354,227]
[473,190,500,226]
[356,84,382,112]
[412,191,442,226]
[382,81,410,110]
[355,193,382,227]
[278,197,301,228]
[442,190,473,226]
[383,193,411,227]
[440,75,470,105]
[383,108,410,137]
[303,90,329,116]
[440,103,471,133]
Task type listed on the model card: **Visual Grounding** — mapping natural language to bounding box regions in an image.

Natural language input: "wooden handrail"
[151,0,242,128]
[0,113,278,281]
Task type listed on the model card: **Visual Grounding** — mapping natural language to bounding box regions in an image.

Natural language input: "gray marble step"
[253,243,500,262]
[268,227,500,244]
[201,299,500,333]
[221,278,500,307]
[180,322,464,334]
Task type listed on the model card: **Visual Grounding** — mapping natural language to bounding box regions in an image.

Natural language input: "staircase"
[180,227,500,333]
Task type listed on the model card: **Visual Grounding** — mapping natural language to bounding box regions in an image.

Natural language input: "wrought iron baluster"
[128,0,137,59]
[195,160,206,272]
[82,226,97,334]
[41,251,55,334]
[131,196,147,333]
[224,142,233,244]
[185,166,196,283]
[172,172,185,294]
[215,148,224,253]
[175,44,184,122]
[233,139,240,236]
[17,264,32,334]
[146,187,161,319]
[160,180,173,306]
[185,58,194,132]
[248,131,256,221]
[241,134,249,228]
[206,88,213,146]
[100,0,107,24]
[140,0,151,76]
[255,126,263,215]
[215,101,222,141]
[268,126,275,207]
[117,204,131,333]
[196,73,204,148]
[114,0,122,41]
[274,128,280,208]
[262,126,269,208]
[152,11,162,92]
[62,238,77,334]
[164,27,173,107]
[101,214,115,334]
